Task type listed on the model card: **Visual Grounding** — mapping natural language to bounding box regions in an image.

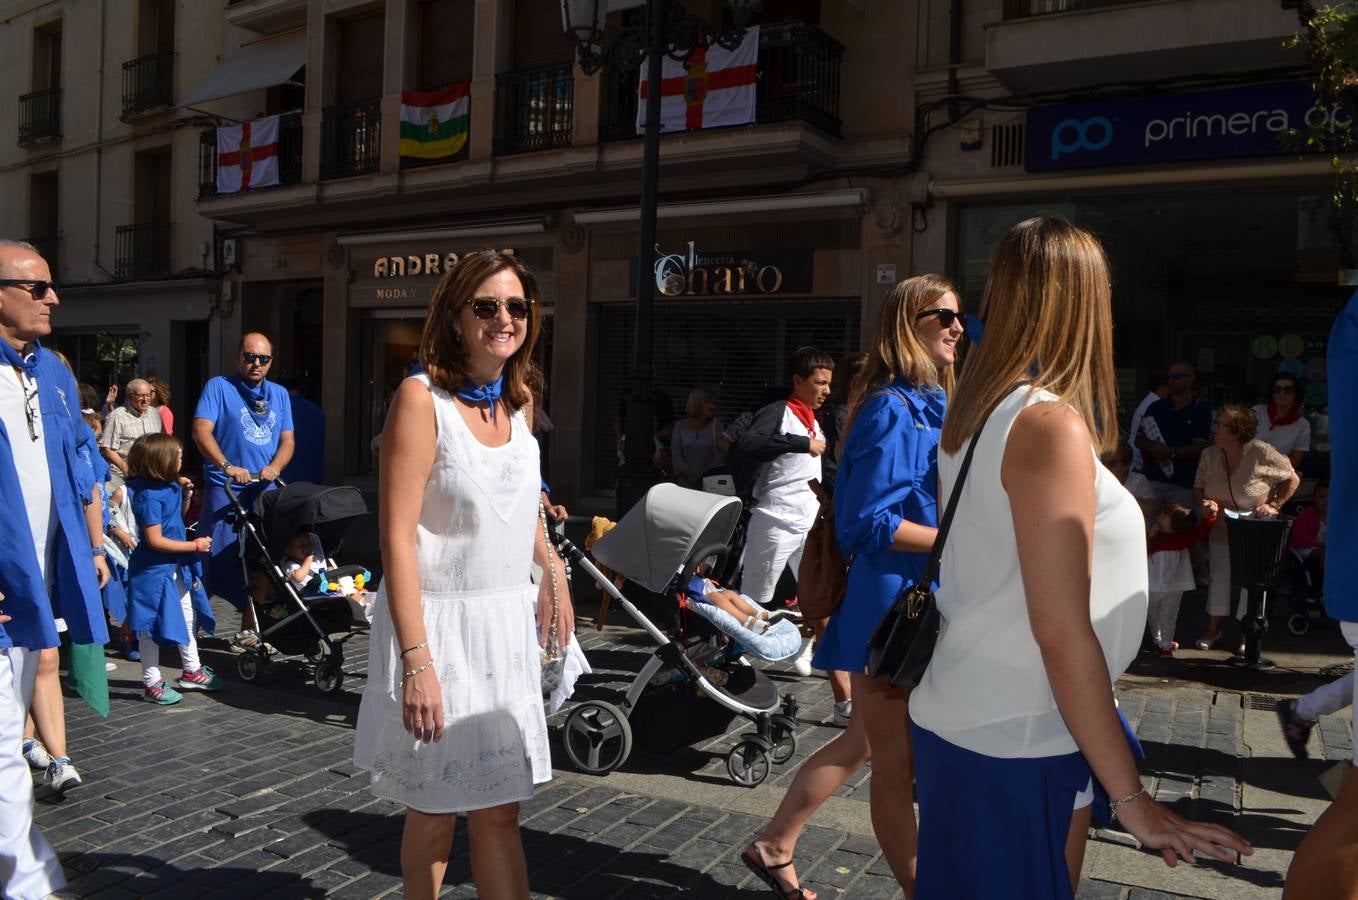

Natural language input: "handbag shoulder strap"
[917,383,1027,587]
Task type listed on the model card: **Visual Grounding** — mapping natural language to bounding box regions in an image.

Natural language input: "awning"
[181,31,306,107]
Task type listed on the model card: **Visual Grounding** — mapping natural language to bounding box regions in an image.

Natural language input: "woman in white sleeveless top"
[353,251,573,899]
[908,217,1250,899]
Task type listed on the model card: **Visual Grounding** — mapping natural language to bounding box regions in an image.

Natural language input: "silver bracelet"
[401,659,434,685]
[1109,785,1147,822]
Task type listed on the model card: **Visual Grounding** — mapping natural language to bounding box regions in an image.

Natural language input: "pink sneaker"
[177,666,226,692]
[1159,641,1179,658]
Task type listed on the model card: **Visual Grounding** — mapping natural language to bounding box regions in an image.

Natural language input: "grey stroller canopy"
[591,484,743,593]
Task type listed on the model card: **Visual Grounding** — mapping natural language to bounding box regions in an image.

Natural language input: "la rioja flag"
[217,114,281,194]
[636,27,759,133]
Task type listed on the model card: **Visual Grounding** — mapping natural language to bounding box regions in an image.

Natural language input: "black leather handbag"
[865,400,997,688]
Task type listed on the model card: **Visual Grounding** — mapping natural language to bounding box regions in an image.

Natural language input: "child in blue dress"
[126,433,223,705]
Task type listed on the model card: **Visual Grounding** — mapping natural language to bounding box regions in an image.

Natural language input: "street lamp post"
[561,0,759,517]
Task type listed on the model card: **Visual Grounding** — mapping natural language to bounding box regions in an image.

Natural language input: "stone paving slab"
[31,597,1349,898]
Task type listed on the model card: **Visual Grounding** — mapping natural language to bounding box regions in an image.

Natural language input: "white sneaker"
[45,758,81,793]
[833,700,852,727]
[22,738,51,770]
[792,637,815,676]
[104,661,117,672]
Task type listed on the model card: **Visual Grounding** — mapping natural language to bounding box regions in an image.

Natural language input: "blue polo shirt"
[194,375,294,487]
[1139,396,1212,489]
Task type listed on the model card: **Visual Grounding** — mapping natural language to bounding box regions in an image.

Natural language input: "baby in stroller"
[258,528,374,622]
[675,569,800,635]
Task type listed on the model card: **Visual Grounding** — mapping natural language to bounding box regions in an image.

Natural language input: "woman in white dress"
[353,250,574,899]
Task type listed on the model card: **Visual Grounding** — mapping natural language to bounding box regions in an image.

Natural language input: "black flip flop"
[741,843,815,900]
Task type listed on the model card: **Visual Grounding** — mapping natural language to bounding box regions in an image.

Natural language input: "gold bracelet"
[400,641,428,658]
[401,659,434,685]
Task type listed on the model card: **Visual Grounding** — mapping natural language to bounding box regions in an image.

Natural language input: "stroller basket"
[1226,515,1294,592]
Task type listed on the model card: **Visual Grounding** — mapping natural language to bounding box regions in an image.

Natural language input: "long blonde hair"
[940,216,1118,454]
[841,274,958,450]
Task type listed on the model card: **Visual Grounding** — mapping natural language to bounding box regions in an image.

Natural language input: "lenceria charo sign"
[1025,82,1347,172]
[629,242,813,296]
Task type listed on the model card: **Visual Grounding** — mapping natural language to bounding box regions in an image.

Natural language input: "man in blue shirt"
[192,333,294,640]
[0,239,109,899]
[1133,360,1211,507]
[278,376,326,485]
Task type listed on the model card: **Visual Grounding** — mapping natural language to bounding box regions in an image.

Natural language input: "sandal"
[741,843,816,900]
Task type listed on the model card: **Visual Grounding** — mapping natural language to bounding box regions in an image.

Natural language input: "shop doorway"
[358,312,425,474]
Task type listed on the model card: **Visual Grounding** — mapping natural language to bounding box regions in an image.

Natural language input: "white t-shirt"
[751,407,822,529]
[0,365,56,583]
[1127,391,1161,473]
[1252,404,1311,456]
[911,387,1148,758]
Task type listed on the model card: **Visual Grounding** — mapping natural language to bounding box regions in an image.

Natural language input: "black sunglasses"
[915,308,965,329]
[467,297,533,320]
[0,279,55,299]
[241,352,273,365]
[1272,384,1296,394]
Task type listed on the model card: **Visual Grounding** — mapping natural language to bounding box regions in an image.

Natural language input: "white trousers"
[740,509,808,607]
[0,647,65,899]
[1147,591,1183,649]
[140,577,200,687]
[1297,621,1358,764]
[1205,540,1249,618]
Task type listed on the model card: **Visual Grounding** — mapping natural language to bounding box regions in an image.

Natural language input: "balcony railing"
[320,98,382,180]
[494,63,573,156]
[598,22,843,142]
[114,223,172,280]
[122,50,175,118]
[197,112,303,199]
[1002,0,1144,17]
[18,88,61,145]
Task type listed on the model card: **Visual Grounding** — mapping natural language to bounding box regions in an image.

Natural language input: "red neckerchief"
[1266,403,1302,427]
[786,398,817,434]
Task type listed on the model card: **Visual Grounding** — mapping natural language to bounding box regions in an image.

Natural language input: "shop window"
[47,333,141,393]
[336,11,384,104]
[417,0,473,89]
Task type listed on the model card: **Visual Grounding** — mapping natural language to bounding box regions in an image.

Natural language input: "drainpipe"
[92,0,116,281]
[947,0,963,121]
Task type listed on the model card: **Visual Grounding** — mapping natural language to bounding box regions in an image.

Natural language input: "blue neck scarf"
[0,338,40,375]
[457,374,505,421]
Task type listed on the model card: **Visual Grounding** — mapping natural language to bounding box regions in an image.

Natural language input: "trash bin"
[1225,514,1294,669]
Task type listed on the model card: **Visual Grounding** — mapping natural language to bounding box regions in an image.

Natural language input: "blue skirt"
[911,721,1091,900]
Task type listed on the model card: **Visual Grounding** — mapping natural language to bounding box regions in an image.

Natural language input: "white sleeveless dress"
[353,374,551,814]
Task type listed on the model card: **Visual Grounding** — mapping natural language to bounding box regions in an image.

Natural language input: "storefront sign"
[371,248,515,279]
[1026,82,1347,172]
[352,247,516,306]
[628,242,813,296]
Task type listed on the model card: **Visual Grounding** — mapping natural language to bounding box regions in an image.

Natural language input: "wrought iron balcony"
[122,51,175,118]
[18,89,61,145]
[320,98,382,180]
[598,22,843,143]
[494,63,574,156]
[1002,0,1145,17]
[198,112,304,199]
[114,223,172,280]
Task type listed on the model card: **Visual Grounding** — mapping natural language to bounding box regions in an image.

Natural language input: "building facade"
[910,0,1344,430]
[179,0,919,503]
[0,0,231,430]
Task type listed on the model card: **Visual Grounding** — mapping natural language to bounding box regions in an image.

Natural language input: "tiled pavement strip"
[34,593,1353,900]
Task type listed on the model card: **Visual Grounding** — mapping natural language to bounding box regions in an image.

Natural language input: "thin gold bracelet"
[401,659,434,685]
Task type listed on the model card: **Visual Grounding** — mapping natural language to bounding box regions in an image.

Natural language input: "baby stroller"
[552,484,801,787]
[223,479,371,693]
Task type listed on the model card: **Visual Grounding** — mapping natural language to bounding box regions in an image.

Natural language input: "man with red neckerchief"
[736,347,833,627]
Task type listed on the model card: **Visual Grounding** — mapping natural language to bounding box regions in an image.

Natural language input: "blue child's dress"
[813,381,944,673]
[127,477,215,645]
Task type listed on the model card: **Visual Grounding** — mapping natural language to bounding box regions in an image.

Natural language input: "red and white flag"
[637,27,759,133]
[216,114,281,194]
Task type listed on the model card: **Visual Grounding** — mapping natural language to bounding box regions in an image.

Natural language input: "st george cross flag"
[217,114,281,194]
[400,82,471,160]
[637,27,760,134]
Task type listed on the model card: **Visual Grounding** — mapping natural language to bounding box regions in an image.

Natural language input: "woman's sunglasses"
[1272,384,1296,394]
[915,308,966,329]
[467,297,533,320]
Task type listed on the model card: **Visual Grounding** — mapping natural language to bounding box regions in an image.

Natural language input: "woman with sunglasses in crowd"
[909,217,1251,898]
[353,251,573,900]
[742,276,962,899]
[1252,372,1310,468]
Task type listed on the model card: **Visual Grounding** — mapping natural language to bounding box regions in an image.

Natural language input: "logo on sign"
[1051,117,1114,160]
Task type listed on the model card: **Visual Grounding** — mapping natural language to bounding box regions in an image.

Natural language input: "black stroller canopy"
[254,483,369,561]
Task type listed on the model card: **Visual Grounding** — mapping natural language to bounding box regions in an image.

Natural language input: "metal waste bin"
[1225,514,1294,669]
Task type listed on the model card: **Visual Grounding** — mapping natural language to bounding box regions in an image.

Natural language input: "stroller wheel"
[1288,613,1311,637]
[314,659,345,694]
[769,717,798,765]
[561,701,633,775]
[727,740,772,787]
[304,642,327,665]
[237,650,266,682]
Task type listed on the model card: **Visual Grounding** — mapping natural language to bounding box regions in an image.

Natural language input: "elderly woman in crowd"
[148,376,174,435]
[1193,404,1300,652]
[670,386,725,489]
[100,378,164,488]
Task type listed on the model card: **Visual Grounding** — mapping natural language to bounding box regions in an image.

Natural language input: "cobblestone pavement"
[32,591,1353,899]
